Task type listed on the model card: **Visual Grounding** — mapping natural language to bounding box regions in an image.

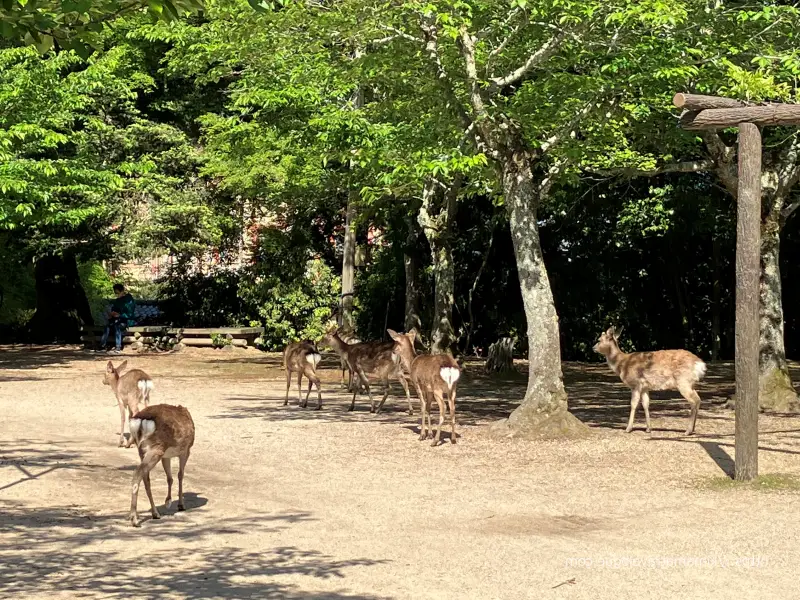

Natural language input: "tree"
[587,1,800,411]
[0,0,204,55]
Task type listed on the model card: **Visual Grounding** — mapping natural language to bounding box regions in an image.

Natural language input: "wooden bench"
[81,326,264,349]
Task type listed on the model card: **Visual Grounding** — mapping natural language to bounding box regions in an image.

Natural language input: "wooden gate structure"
[674,92,800,480]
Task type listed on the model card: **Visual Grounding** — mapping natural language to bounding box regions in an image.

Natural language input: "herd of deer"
[102,325,706,527]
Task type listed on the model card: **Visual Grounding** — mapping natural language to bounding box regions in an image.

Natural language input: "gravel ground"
[1,345,799,599]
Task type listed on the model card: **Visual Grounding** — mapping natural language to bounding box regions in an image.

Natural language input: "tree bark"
[403,214,422,337]
[758,208,799,412]
[28,253,94,344]
[735,122,760,482]
[711,234,721,361]
[489,150,588,439]
[418,178,458,355]
[340,194,357,334]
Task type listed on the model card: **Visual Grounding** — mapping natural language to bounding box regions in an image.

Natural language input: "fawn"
[103,360,153,448]
[388,329,460,445]
[128,404,195,527]
[594,327,706,435]
[323,327,413,414]
[283,340,323,409]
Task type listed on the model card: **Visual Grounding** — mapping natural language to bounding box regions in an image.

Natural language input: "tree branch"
[457,26,488,120]
[489,29,569,90]
[701,130,738,197]
[537,157,571,197]
[586,159,715,178]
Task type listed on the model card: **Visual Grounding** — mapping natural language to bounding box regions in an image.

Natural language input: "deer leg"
[117,400,127,447]
[374,378,390,413]
[415,384,428,440]
[283,369,291,406]
[124,404,138,448]
[679,385,701,435]
[431,388,446,447]
[448,387,457,444]
[162,458,173,510]
[177,451,189,511]
[352,368,372,411]
[298,371,307,408]
[399,375,413,416]
[303,365,322,410]
[130,450,161,527]
[641,391,652,433]
[626,389,641,433]
[142,471,159,521]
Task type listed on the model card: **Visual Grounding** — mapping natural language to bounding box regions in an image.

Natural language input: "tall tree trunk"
[759,207,799,411]
[403,214,422,336]
[340,194,357,334]
[490,150,588,438]
[418,178,458,355]
[28,253,94,344]
[711,234,721,361]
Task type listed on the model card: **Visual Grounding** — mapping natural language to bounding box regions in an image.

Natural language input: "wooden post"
[734,122,761,482]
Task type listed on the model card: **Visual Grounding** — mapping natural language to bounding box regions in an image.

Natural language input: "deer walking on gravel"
[103,361,153,448]
[128,404,195,527]
[388,329,460,445]
[323,327,414,415]
[593,327,706,435]
[283,340,323,409]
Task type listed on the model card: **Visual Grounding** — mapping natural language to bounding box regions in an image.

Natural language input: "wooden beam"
[673,93,744,111]
[681,104,800,130]
[734,122,760,482]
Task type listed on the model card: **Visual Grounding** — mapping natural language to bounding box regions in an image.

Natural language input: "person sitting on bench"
[99,284,136,353]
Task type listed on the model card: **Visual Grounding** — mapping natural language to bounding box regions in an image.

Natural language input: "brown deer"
[593,327,706,435]
[102,360,153,448]
[388,329,460,445]
[324,328,414,414]
[283,340,323,409]
[128,404,195,527]
[323,323,358,391]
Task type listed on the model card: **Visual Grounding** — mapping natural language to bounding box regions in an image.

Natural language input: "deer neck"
[110,375,121,398]
[605,345,625,374]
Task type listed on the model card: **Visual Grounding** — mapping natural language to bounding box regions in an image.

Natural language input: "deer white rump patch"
[440,367,460,389]
[694,361,707,381]
[129,418,156,445]
[138,379,154,393]
[306,353,322,368]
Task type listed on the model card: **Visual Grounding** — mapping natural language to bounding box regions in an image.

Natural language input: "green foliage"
[240,258,340,349]
[77,261,115,323]
[0,0,203,56]
[210,331,232,347]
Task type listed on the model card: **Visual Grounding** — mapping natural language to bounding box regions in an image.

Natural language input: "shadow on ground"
[0,504,389,599]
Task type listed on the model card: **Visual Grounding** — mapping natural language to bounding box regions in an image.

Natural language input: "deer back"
[411,353,461,391]
[284,341,321,371]
[348,341,398,376]
[615,349,706,391]
[130,404,194,457]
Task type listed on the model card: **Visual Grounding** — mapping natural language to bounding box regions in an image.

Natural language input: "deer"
[323,323,358,392]
[128,404,195,527]
[323,327,414,415]
[593,326,706,435]
[388,329,460,446]
[102,360,154,448]
[283,340,323,409]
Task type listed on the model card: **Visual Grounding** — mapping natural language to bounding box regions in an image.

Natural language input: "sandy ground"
[1,345,799,599]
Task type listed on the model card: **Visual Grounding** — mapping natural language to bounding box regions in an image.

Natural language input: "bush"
[78,262,116,325]
[240,258,340,350]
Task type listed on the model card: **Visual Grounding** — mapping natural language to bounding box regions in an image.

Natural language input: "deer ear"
[613,327,623,341]
[106,361,115,373]
[387,329,400,341]
[407,330,416,344]
[605,327,615,337]
[117,360,128,372]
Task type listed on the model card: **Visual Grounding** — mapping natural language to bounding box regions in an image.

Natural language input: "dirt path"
[1,346,799,599]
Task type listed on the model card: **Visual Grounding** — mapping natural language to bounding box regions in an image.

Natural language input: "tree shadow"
[0,505,388,599]
[697,441,735,478]
[0,440,87,493]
